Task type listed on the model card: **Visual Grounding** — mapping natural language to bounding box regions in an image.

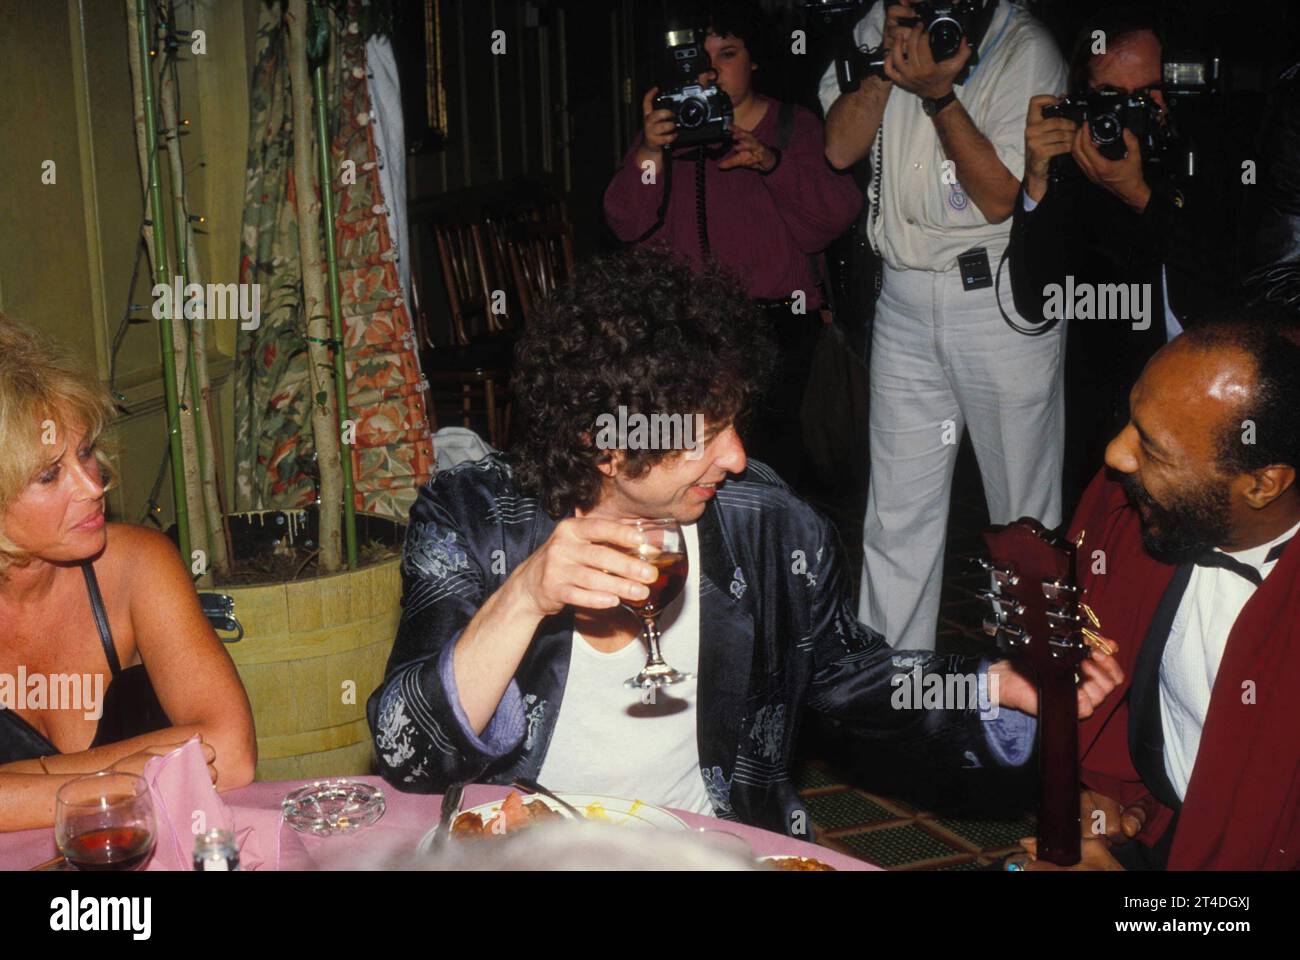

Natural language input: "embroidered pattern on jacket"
[748,704,786,762]
[729,566,747,600]
[374,684,418,771]
[701,765,736,819]
[522,694,547,751]
[406,524,470,581]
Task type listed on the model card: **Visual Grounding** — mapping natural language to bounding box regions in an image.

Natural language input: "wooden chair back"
[431,219,494,347]
[505,215,574,324]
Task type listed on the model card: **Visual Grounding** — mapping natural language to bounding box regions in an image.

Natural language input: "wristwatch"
[922,90,958,118]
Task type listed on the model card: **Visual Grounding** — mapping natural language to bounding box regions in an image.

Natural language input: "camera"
[1042,89,1166,161]
[653,28,733,148]
[801,0,996,93]
[903,1,990,63]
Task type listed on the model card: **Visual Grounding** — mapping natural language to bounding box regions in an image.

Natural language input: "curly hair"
[510,246,776,517]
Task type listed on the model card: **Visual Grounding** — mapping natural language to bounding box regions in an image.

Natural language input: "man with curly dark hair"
[367,249,1121,837]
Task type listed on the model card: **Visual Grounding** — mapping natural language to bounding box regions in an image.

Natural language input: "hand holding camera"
[1071,123,1151,213]
[884,21,972,100]
[881,0,916,51]
[1024,94,1078,202]
[718,124,779,173]
[640,86,679,154]
[651,28,733,149]
[1025,90,1162,210]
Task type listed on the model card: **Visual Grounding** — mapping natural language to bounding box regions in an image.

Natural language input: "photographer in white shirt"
[821,0,1067,650]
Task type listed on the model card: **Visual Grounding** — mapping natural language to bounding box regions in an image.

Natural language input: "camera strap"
[994,242,1058,336]
[633,147,676,245]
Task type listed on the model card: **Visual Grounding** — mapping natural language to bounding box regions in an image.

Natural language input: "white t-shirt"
[538,523,713,814]
[818,0,1067,272]
[1159,520,1300,801]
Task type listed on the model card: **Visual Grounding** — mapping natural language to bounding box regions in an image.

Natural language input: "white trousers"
[859,263,1065,650]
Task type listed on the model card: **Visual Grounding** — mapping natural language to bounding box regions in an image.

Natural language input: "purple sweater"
[603,98,862,306]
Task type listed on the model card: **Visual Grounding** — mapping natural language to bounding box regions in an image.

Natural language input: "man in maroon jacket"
[1019,311,1300,870]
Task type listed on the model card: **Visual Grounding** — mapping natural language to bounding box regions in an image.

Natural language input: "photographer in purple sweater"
[603,2,860,486]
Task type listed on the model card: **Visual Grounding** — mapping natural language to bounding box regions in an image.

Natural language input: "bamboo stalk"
[159,51,229,579]
[288,0,343,573]
[130,0,192,563]
[312,60,358,570]
[157,48,213,583]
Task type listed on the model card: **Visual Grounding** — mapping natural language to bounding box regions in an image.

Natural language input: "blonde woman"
[0,318,255,831]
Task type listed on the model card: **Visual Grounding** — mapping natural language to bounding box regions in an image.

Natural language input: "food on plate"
[764,855,837,871]
[452,790,562,837]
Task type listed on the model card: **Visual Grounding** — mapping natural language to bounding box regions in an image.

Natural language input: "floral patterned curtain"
[236,0,432,522]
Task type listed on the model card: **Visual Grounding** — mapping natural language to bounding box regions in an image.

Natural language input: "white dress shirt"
[818,0,1066,272]
[1159,519,1300,801]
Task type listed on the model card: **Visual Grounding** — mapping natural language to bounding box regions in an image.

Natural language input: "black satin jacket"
[366,455,1001,836]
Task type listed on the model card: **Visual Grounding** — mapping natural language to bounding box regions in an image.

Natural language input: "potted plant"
[125,0,416,778]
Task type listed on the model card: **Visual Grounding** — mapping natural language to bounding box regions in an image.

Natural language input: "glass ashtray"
[281,780,386,837]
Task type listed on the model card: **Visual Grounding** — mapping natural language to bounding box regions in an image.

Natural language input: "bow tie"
[1194,537,1292,587]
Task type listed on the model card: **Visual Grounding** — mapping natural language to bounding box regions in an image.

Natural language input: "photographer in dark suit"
[1007,5,1230,509]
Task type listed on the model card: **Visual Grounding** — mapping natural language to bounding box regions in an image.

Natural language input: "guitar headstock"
[976,517,1088,680]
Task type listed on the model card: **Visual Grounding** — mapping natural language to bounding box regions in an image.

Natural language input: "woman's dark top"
[0,563,170,765]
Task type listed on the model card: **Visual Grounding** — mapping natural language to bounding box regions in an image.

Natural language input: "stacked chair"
[410,181,574,451]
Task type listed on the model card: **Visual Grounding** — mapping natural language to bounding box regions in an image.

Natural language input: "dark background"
[394,0,1300,350]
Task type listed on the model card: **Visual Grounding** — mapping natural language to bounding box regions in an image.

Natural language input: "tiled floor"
[794,759,1035,870]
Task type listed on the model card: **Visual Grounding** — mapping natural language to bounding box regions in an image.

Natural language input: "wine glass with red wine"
[55,771,157,871]
[619,517,692,689]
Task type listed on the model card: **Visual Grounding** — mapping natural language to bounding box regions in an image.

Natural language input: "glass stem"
[643,616,666,667]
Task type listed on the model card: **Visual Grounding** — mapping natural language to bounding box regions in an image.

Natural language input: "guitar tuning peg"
[994,623,1026,648]
[1042,580,1079,600]
[1048,635,1089,656]
[1080,602,1102,629]
[976,589,1024,616]
[1046,608,1083,628]
[972,558,1020,587]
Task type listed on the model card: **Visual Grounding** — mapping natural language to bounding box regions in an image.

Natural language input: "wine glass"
[619,517,692,689]
[55,771,157,871]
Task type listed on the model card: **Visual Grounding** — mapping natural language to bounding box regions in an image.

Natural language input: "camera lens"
[1091,112,1122,144]
[929,19,962,61]
[679,96,708,129]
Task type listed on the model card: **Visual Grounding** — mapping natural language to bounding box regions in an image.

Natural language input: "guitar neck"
[1035,669,1082,866]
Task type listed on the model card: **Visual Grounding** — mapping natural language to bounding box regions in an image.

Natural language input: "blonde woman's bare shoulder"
[99,522,185,575]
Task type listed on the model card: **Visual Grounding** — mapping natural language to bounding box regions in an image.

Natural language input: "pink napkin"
[141,737,282,871]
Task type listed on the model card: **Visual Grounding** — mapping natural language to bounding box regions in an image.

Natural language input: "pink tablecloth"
[0,778,876,871]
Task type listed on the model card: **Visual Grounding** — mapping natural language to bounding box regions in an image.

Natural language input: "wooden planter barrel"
[221,555,401,781]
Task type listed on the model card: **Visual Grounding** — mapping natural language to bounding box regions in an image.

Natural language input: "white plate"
[417,792,688,854]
